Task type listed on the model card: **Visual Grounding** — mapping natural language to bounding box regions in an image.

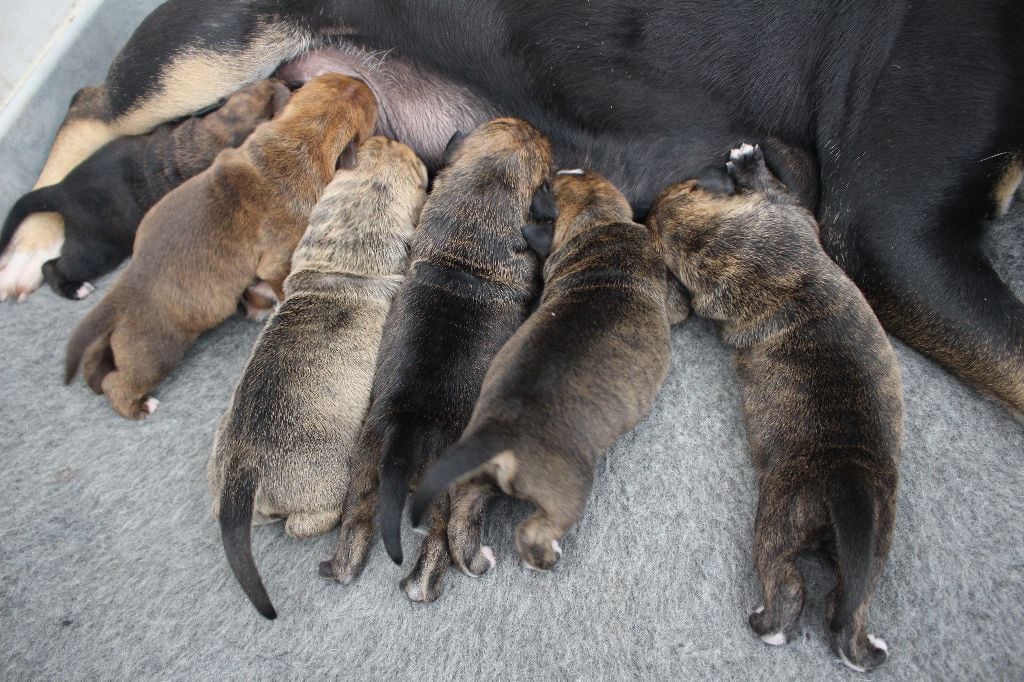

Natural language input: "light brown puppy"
[410,169,687,572]
[64,74,377,419]
[647,144,902,672]
[207,136,427,619]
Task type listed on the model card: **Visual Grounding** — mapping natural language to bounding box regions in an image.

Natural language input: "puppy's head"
[441,117,554,202]
[198,79,293,147]
[648,179,815,321]
[276,73,379,167]
[547,170,634,252]
[289,136,428,281]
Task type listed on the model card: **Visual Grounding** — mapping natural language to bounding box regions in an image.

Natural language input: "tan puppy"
[64,74,377,419]
[647,144,902,672]
[410,170,687,572]
[207,136,427,619]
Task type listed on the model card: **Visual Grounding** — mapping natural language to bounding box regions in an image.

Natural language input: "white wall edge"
[0,0,107,141]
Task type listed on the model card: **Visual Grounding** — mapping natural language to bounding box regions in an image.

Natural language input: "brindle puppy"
[410,170,686,572]
[207,136,427,619]
[647,144,902,672]
[64,74,377,419]
[0,80,292,300]
[319,118,552,603]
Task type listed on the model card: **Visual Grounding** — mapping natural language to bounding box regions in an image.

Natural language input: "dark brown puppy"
[208,137,427,619]
[410,170,686,572]
[647,144,902,672]
[0,79,291,300]
[319,118,553,603]
[64,74,377,419]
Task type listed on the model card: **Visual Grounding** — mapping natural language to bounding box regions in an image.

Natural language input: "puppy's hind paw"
[834,631,889,673]
[460,545,497,578]
[726,143,769,189]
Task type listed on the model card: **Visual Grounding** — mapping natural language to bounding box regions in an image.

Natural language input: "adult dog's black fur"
[5,0,1024,412]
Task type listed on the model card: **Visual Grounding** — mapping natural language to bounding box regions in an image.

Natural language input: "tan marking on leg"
[114,26,311,136]
[993,158,1023,218]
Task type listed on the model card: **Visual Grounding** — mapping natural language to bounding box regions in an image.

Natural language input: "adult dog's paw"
[0,214,64,301]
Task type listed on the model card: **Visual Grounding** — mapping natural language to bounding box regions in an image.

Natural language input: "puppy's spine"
[376,426,449,565]
[219,463,277,620]
[0,186,63,255]
[63,298,118,384]
[825,463,877,631]
[408,435,504,530]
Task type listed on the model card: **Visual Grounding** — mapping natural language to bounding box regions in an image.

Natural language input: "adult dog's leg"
[836,219,1024,415]
[818,6,1024,416]
[0,0,313,299]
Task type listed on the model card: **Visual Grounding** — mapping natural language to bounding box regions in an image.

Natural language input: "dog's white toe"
[481,545,496,570]
[867,634,888,653]
[75,282,95,300]
[761,631,787,646]
[142,397,160,415]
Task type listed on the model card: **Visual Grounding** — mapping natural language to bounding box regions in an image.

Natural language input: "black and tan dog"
[648,144,902,672]
[410,169,686,572]
[207,136,427,619]
[0,79,291,300]
[318,118,552,603]
[64,74,377,419]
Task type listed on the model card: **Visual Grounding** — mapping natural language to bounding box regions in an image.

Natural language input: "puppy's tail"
[63,296,118,384]
[219,463,277,620]
[376,425,451,565]
[409,434,505,532]
[825,463,879,630]
[1,186,63,255]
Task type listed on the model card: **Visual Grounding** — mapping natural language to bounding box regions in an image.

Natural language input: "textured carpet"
[1,3,1022,679]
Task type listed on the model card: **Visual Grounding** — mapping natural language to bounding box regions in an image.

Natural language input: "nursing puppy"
[319,118,552,603]
[208,136,427,619]
[647,144,902,672]
[410,170,685,572]
[64,74,377,419]
[0,79,291,300]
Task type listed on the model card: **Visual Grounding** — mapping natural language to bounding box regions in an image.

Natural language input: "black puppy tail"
[825,464,878,630]
[63,297,118,384]
[219,464,276,620]
[409,435,505,531]
[1,186,63,255]
[376,426,451,565]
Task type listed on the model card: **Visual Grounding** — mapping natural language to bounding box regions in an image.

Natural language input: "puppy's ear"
[529,181,558,224]
[442,131,466,166]
[522,223,554,259]
[269,80,293,117]
[336,140,359,170]
[664,271,691,325]
[693,165,736,196]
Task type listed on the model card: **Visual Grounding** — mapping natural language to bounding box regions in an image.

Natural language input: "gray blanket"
[1,2,1021,677]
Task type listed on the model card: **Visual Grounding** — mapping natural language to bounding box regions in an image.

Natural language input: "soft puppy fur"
[410,170,685,573]
[207,136,427,619]
[318,118,552,603]
[0,80,291,300]
[647,144,903,672]
[63,74,377,419]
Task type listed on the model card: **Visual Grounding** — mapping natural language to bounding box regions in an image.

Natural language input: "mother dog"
[2,0,1023,414]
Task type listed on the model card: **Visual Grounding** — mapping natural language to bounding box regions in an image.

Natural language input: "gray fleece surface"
[1,3,1023,679]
